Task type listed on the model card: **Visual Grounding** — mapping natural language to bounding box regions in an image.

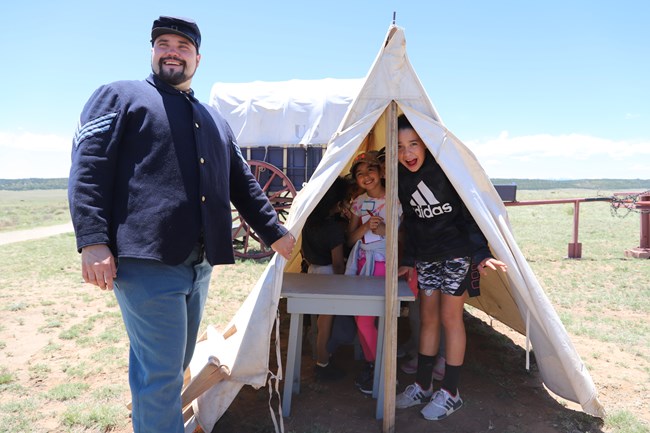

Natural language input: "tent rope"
[267,309,285,433]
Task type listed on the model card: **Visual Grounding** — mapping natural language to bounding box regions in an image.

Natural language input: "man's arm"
[69,84,124,251]
[69,84,125,286]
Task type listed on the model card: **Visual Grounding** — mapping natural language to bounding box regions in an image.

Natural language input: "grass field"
[0,187,648,433]
[0,190,71,232]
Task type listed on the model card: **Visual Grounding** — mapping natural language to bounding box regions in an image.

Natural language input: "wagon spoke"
[232,160,297,259]
[260,173,278,192]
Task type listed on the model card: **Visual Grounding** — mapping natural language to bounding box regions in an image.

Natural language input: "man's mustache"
[160,57,185,67]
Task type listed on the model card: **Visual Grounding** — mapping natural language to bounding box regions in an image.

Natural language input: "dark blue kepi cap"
[151,16,201,50]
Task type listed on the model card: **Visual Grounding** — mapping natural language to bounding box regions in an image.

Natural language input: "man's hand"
[271,232,296,260]
[81,244,117,290]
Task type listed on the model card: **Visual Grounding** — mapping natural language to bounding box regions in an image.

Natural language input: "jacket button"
[201,196,206,202]
[195,122,200,128]
[200,157,205,164]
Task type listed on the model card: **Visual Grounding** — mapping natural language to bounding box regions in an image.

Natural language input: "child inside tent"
[394,114,507,420]
[301,176,350,381]
[345,150,400,393]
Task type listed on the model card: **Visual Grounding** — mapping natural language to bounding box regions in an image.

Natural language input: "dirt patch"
[210,305,617,433]
[0,223,73,245]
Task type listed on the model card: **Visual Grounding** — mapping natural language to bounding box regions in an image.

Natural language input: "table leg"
[374,314,385,419]
[282,312,303,417]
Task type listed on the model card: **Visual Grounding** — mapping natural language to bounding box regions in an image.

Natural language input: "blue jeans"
[114,245,212,433]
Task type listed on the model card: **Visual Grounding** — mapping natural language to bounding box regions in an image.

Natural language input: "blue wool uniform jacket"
[68,74,286,266]
[398,152,491,267]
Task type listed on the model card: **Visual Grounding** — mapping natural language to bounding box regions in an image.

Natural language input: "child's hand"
[338,202,352,220]
[366,215,383,232]
[477,258,508,276]
[371,220,386,236]
[398,266,414,281]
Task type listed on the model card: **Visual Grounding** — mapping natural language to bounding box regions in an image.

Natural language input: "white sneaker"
[420,388,463,420]
[395,383,433,409]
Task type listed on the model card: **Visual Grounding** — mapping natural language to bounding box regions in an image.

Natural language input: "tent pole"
[383,100,399,433]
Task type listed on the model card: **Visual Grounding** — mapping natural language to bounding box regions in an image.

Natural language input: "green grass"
[92,384,129,401]
[0,398,39,433]
[201,258,269,330]
[505,189,650,358]
[0,366,15,385]
[0,189,70,232]
[61,402,127,431]
[42,340,62,353]
[28,363,51,381]
[46,382,90,401]
[0,233,80,291]
[605,410,650,433]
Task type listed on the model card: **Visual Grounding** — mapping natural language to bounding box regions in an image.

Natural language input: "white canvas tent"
[185,24,605,433]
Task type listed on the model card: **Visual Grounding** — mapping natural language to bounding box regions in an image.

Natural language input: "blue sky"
[1,0,648,179]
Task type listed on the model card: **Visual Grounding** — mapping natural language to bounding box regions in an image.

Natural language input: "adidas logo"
[410,181,453,218]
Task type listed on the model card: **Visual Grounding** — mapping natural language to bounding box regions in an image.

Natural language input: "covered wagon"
[209,78,363,258]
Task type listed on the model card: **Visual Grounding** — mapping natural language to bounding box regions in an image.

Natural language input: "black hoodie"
[398,152,491,266]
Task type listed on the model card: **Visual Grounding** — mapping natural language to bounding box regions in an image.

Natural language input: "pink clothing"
[349,193,400,363]
[356,256,386,277]
[355,256,385,363]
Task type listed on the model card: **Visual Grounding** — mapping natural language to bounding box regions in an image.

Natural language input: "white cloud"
[465,133,650,179]
[0,131,70,152]
[0,130,648,180]
[0,132,71,179]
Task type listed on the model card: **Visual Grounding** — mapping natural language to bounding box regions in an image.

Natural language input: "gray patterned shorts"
[416,257,471,297]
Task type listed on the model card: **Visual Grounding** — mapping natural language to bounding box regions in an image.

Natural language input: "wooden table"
[281,272,415,419]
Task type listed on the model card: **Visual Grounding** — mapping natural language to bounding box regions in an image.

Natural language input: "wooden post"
[383,101,399,433]
[624,194,650,258]
[567,200,582,258]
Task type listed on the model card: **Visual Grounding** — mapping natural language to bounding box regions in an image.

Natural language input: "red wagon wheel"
[232,160,297,259]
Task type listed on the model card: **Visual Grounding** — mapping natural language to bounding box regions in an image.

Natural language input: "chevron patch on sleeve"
[231,140,248,165]
[73,112,117,148]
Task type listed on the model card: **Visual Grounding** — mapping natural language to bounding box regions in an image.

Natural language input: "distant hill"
[1,177,648,192]
[0,178,68,191]
[491,178,650,190]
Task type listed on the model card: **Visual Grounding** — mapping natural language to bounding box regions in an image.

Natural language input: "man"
[68,16,295,433]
